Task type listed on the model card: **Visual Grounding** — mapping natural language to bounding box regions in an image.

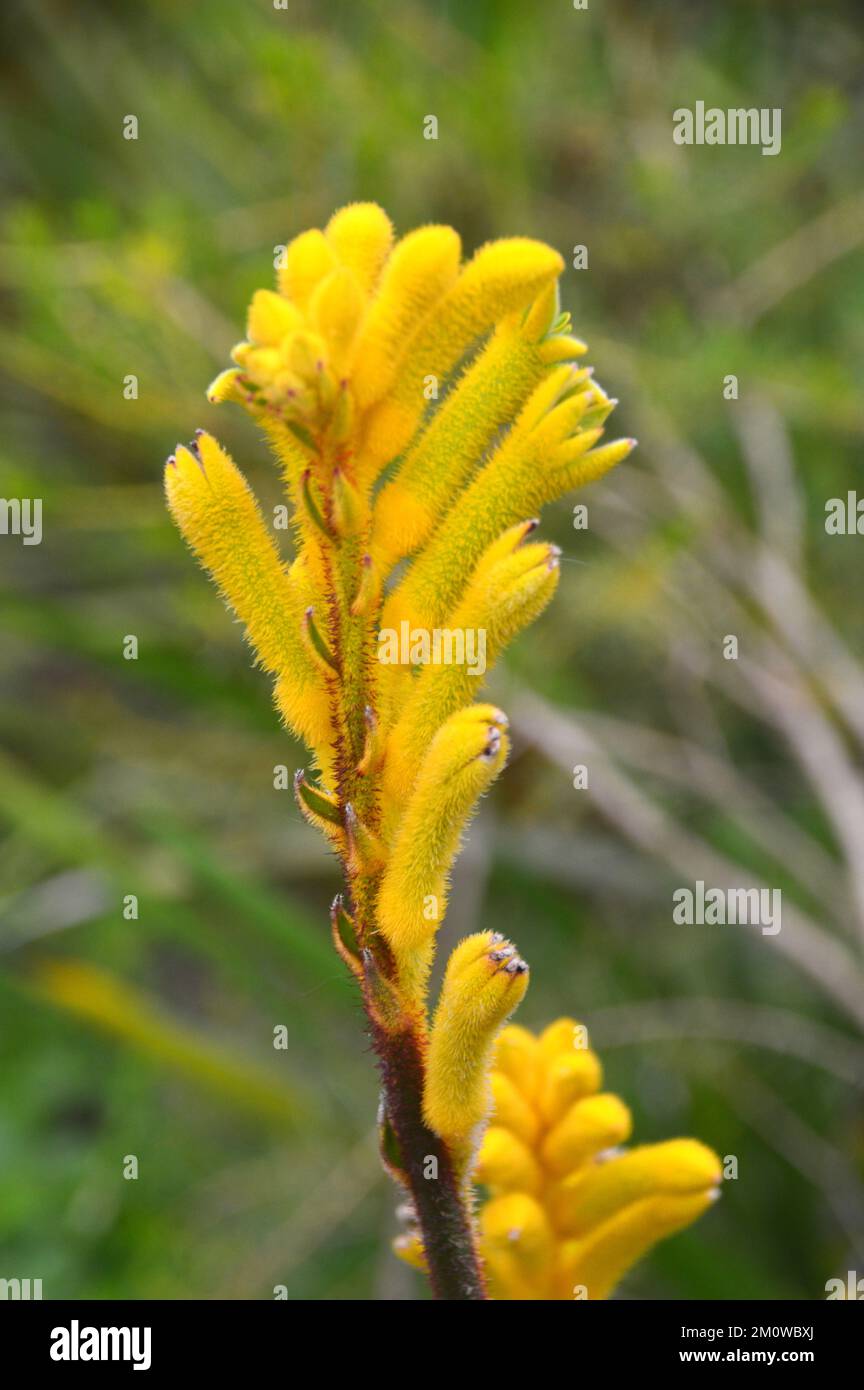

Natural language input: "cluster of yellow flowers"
[477,1021,721,1299]
[164,203,718,1299]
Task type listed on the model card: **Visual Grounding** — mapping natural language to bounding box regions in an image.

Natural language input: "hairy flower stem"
[371,1015,488,1300]
[318,473,487,1300]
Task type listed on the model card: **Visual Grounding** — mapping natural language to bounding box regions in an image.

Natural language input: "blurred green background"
[1,0,863,1300]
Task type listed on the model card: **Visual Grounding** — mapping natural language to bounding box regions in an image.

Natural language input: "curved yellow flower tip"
[541,1093,633,1177]
[558,1188,720,1301]
[383,366,603,636]
[552,1138,723,1238]
[361,237,565,471]
[537,1047,603,1126]
[489,1070,540,1147]
[351,225,462,411]
[553,435,637,495]
[494,1024,541,1100]
[163,432,330,756]
[376,706,510,1003]
[308,266,366,375]
[481,1193,554,1299]
[206,367,246,406]
[324,202,394,295]
[277,228,336,309]
[475,1126,542,1194]
[247,288,303,346]
[423,930,529,1148]
[369,311,557,569]
[381,538,559,814]
[531,1014,605,1124]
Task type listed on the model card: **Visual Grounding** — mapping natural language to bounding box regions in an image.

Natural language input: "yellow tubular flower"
[163,432,331,765]
[423,931,529,1151]
[370,302,565,570]
[358,238,565,477]
[324,201,394,295]
[166,205,720,1305]
[474,1019,722,1299]
[376,707,510,1005]
[381,535,560,818]
[350,224,462,410]
[382,373,633,637]
[481,1194,555,1300]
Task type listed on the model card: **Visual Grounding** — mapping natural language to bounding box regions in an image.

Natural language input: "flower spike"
[164,203,720,1302]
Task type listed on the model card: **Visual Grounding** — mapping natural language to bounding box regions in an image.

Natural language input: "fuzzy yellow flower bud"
[247,288,302,346]
[481,1192,554,1295]
[324,201,394,294]
[370,311,560,569]
[362,237,564,471]
[493,1024,541,1100]
[382,366,617,639]
[351,224,462,411]
[489,1071,540,1147]
[475,1126,542,1194]
[541,1093,633,1177]
[381,538,559,816]
[557,1189,720,1302]
[376,706,510,1001]
[423,930,529,1147]
[552,1139,722,1237]
[277,228,335,309]
[163,432,330,758]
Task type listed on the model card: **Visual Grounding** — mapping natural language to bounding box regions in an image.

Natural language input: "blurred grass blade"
[23,957,308,1130]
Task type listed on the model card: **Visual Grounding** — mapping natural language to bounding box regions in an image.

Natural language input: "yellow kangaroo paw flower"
[551,435,637,494]
[488,1071,541,1148]
[475,1125,542,1195]
[164,432,329,754]
[538,332,589,364]
[382,372,595,636]
[247,288,303,346]
[381,539,559,813]
[206,367,247,406]
[557,1189,720,1301]
[308,265,367,374]
[370,316,553,570]
[361,237,564,473]
[324,201,394,295]
[481,1193,554,1297]
[351,225,462,411]
[551,1139,722,1238]
[277,228,336,310]
[492,1024,541,1101]
[423,930,529,1148]
[540,1093,633,1177]
[166,209,673,1305]
[537,1048,603,1126]
[376,707,510,1002]
[480,1019,721,1299]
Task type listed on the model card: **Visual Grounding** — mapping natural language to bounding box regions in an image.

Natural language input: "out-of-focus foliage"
[1,0,862,1299]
